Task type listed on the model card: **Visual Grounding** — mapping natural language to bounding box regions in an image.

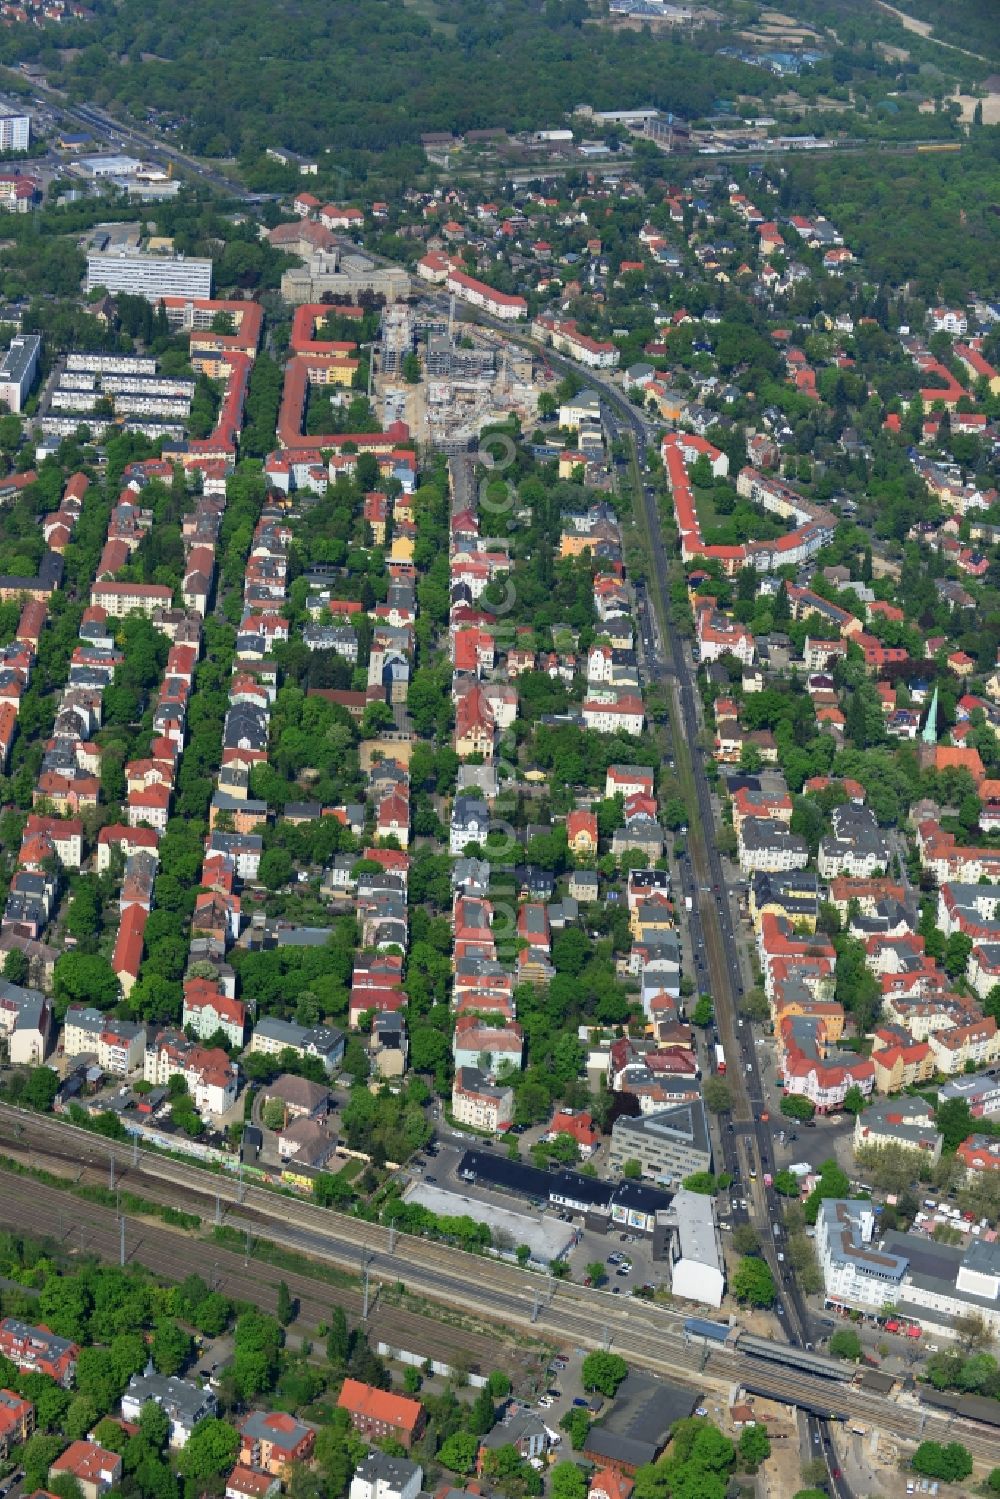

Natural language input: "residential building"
[226,1465,280,1499]
[239,1411,316,1476]
[0,1321,76,1385]
[737,818,808,874]
[0,113,29,151]
[63,1006,145,1074]
[853,1097,943,1165]
[0,980,51,1065]
[939,1071,1000,1117]
[337,1381,426,1450]
[655,1188,725,1308]
[452,1015,523,1077]
[0,334,40,414]
[49,1442,122,1499]
[817,1197,1000,1336]
[817,804,890,880]
[451,1066,514,1134]
[86,251,213,302]
[957,1134,1000,1178]
[182,980,248,1048]
[0,1389,32,1456]
[349,1452,423,1499]
[121,1373,217,1448]
[479,1411,548,1466]
[143,1031,239,1117]
[249,1017,344,1073]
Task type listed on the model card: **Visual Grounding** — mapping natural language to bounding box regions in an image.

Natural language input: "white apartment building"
[451,1066,514,1134]
[0,334,40,414]
[63,1006,145,1074]
[86,250,213,302]
[0,113,30,152]
[349,1454,423,1499]
[817,1197,1000,1338]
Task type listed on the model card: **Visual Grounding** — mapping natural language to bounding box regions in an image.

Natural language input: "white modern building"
[121,1372,217,1448]
[817,1197,1000,1337]
[86,250,213,302]
[349,1453,422,1499]
[656,1188,725,1308]
[0,113,30,152]
[0,333,40,414]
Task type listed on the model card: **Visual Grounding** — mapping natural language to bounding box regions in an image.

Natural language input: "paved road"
[27,85,249,197]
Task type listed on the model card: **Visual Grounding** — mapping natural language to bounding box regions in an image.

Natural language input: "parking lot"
[407,1132,663,1288]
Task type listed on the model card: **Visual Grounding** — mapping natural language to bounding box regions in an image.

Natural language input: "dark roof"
[457,1149,553,1200]
[919,1387,1000,1427]
[612,1178,674,1215]
[583,1373,695,1469]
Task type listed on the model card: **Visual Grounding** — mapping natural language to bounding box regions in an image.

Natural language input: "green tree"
[780,1094,815,1122]
[703,1078,731,1113]
[22,1434,66,1492]
[276,1280,294,1326]
[804,1159,853,1224]
[585,1261,607,1287]
[24,1066,60,1111]
[773,1170,801,1198]
[63,1395,99,1442]
[731,1257,776,1307]
[468,1382,496,1437]
[3,947,28,985]
[935,1097,975,1153]
[737,1424,770,1469]
[691,996,713,1027]
[438,1432,480,1474]
[178,1418,240,1481]
[911,1441,972,1482]
[829,1328,862,1362]
[842,1084,866,1117]
[581,1351,628,1397]
[682,1172,717,1195]
[151,1319,192,1376]
[326,1306,349,1366]
[550,1463,587,1499]
[559,1408,590,1450]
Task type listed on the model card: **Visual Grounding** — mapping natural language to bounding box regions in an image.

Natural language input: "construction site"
[375,298,542,453]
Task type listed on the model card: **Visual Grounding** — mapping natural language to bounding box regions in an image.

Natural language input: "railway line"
[4,1111,1000,1464]
[0,1163,526,1376]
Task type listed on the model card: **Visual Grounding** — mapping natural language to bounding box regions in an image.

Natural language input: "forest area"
[0,0,773,162]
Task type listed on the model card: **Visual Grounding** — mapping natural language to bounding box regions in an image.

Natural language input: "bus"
[714,1042,726,1074]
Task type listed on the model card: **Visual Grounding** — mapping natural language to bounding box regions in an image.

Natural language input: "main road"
[484,332,857,1495]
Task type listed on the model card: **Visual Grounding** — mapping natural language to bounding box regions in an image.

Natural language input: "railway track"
[5,1111,1000,1462]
